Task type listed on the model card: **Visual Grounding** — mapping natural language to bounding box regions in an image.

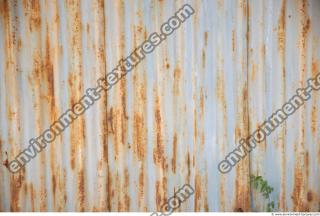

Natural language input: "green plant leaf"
[250,175,275,212]
[260,180,268,192]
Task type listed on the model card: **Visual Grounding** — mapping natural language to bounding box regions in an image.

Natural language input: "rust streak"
[204,31,208,47]
[171,133,177,173]
[194,173,201,211]
[153,94,165,169]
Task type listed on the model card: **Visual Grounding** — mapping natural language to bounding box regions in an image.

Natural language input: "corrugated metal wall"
[0,0,319,212]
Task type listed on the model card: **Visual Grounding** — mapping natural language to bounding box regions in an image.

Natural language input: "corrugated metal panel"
[0,0,319,212]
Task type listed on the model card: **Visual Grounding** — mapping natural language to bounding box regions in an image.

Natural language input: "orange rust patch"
[155,177,168,211]
[29,183,35,211]
[138,166,144,208]
[234,167,250,211]
[299,0,311,53]
[194,173,201,211]
[120,78,128,145]
[106,168,112,211]
[312,60,319,77]
[171,133,177,173]
[10,168,26,211]
[216,70,226,106]
[251,63,257,81]
[187,152,191,183]
[302,18,311,39]
[305,151,309,178]
[153,94,165,169]
[0,0,9,23]
[133,113,146,160]
[200,87,204,116]
[173,66,181,96]
[307,191,313,202]
[204,31,208,47]
[17,38,22,51]
[292,162,304,210]
[28,0,42,32]
[235,207,244,212]
[278,0,286,54]
[311,105,317,136]
[52,174,56,205]
[78,169,86,211]
[220,175,225,210]
[311,61,318,135]
[2,151,9,169]
[86,23,90,34]
[242,0,247,17]
[123,168,130,210]
[155,180,161,210]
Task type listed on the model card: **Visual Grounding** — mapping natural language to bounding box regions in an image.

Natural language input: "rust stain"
[278,2,287,211]
[200,87,204,111]
[10,168,25,211]
[86,23,89,34]
[186,152,191,183]
[132,63,147,161]
[234,167,250,211]
[42,20,62,210]
[173,66,181,96]
[0,0,9,24]
[0,0,319,212]
[261,44,266,59]
[204,173,209,211]
[133,113,146,159]
[106,166,112,211]
[138,165,145,209]
[17,37,22,51]
[194,173,201,211]
[123,168,130,211]
[27,0,42,32]
[29,183,35,211]
[66,0,87,211]
[298,0,311,74]
[77,169,86,211]
[110,0,129,210]
[292,154,305,210]
[302,17,310,40]
[2,151,9,169]
[111,0,128,160]
[291,0,311,212]
[307,191,313,202]
[153,94,165,169]
[220,174,225,210]
[51,174,56,205]
[204,31,208,47]
[251,63,257,81]
[311,60,318,135]
[278,0,286,55]
[171,133,177,173]
[155,177,167,211]
[216,68,226,110]
[233,75,249,210]
[280,138,287,210]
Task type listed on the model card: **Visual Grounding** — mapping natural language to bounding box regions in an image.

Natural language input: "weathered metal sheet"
[0,0,319,212]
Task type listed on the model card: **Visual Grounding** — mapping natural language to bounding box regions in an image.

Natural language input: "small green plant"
[250,175,275,212]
